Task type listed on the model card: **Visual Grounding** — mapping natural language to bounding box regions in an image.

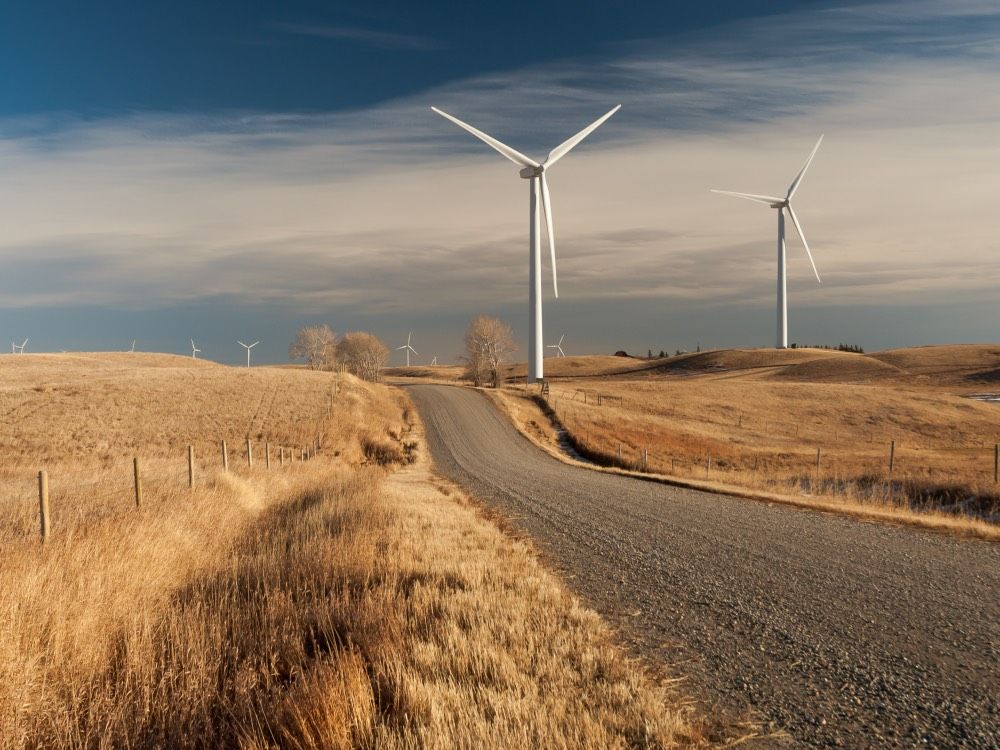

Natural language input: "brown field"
[0,353,703,748]
[436,345,1000,532]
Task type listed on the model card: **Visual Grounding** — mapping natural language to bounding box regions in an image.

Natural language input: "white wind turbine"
[126,339,136,353]
[711,136,824,349]
[237,340,259,368]
[546,334,566,358]
[430,356,438,366]
[12,337,28,354]
[432,104,620,382]
[396,332,418,367]
[191,339,201,359]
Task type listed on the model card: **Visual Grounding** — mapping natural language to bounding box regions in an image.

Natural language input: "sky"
[2,0,999,365]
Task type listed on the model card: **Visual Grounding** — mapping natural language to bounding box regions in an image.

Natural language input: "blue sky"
[1,1,820,115]
[2,1,1000,364]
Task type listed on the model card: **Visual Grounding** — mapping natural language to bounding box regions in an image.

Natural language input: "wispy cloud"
[2,1,1000,354]
[273,22,442,51]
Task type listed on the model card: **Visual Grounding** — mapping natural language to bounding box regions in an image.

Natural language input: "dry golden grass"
[473,346,1000,535]
[1,353,702,748]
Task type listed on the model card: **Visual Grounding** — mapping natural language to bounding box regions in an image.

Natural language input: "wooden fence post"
[246,438,253,469]
[280,446,285,466]
[816,448,822,470]
[222,440,229,471]
[265,441,271,469]
[706,454,711,479]
[38,470,50,541]
[133,457,142,508]
[994,443,998,483]
[889,440,895,473]
[188,445,195,488]
[642,448,648,470]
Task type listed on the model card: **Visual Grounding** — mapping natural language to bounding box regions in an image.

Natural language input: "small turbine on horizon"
[430,356,438,366]
[711,135,824,349]
[126,340,136,353]
[237,340,259,368]
[12,337,28,354]
[432,104,620,383]
[191,339,201,359]
[396,332,418,367]
[546,334,566,358]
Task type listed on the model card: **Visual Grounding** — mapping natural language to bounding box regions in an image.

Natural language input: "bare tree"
[289,325,338,370]
[339,332,390,382]
[463,315,516,388]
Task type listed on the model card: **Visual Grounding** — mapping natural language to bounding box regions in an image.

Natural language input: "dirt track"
[407,384,999,748]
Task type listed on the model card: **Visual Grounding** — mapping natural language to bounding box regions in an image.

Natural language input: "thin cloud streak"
[273,22,442,51]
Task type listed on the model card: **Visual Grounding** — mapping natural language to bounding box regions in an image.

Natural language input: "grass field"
[417,345,1000,531]
[1,353,705,748]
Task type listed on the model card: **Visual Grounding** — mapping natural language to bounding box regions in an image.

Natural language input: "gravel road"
[407,384,1000,749]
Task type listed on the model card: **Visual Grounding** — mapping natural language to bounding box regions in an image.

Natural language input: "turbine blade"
[786,134,824,200]
[710,189,782,205]
[540,173,558,298]
[544,105,621,168]
[787,205,821,283]
[237,341,246,347]
[431,107,539,168]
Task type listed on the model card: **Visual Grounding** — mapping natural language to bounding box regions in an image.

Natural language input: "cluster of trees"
[288,325,390,382]
[463,315,516,388]
[792,343,865,353]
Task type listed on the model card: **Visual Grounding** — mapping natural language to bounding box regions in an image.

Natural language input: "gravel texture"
[407,384,1000,749]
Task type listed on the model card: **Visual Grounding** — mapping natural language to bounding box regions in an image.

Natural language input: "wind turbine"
[396,332,418,367]
[191,339,201,359]
[12,337,28,354]
[711,136,824,349]
[432,104,620,382]
[237,340,259,368]
[546,334,566,358]
[430,356,438,366]
[127,340,136,353]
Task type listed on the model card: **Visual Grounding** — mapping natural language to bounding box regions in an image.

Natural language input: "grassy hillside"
[0,354,704,748]
[473,345,1000,527]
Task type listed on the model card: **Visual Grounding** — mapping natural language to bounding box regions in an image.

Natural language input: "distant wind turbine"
[12,337,28,354]
[127,340,136,353]
[430,356,438,366]
[396,332,418,367]
[191,339,201,359]
[237,340,259,368]
[432,104,620,382]
[711,135,824,349]
[546,334,566,358]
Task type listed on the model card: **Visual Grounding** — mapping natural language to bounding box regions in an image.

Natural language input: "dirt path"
[406,384,1000,749]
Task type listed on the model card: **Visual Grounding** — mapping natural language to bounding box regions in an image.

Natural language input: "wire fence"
[523,381,1000,521]
[6,436,325,542]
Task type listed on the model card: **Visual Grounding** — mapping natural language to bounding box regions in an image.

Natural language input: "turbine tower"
[128,340,136,353]
[237,340,259,368]
[191,339,201,359]
[711,136,824,349]
[546,334,566,358]
[396,332,418,367]
[12,337,28,354]
[430,356,438,366]
[432,104,620,382]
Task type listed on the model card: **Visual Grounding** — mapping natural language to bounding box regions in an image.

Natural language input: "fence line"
[13,431,325,541]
